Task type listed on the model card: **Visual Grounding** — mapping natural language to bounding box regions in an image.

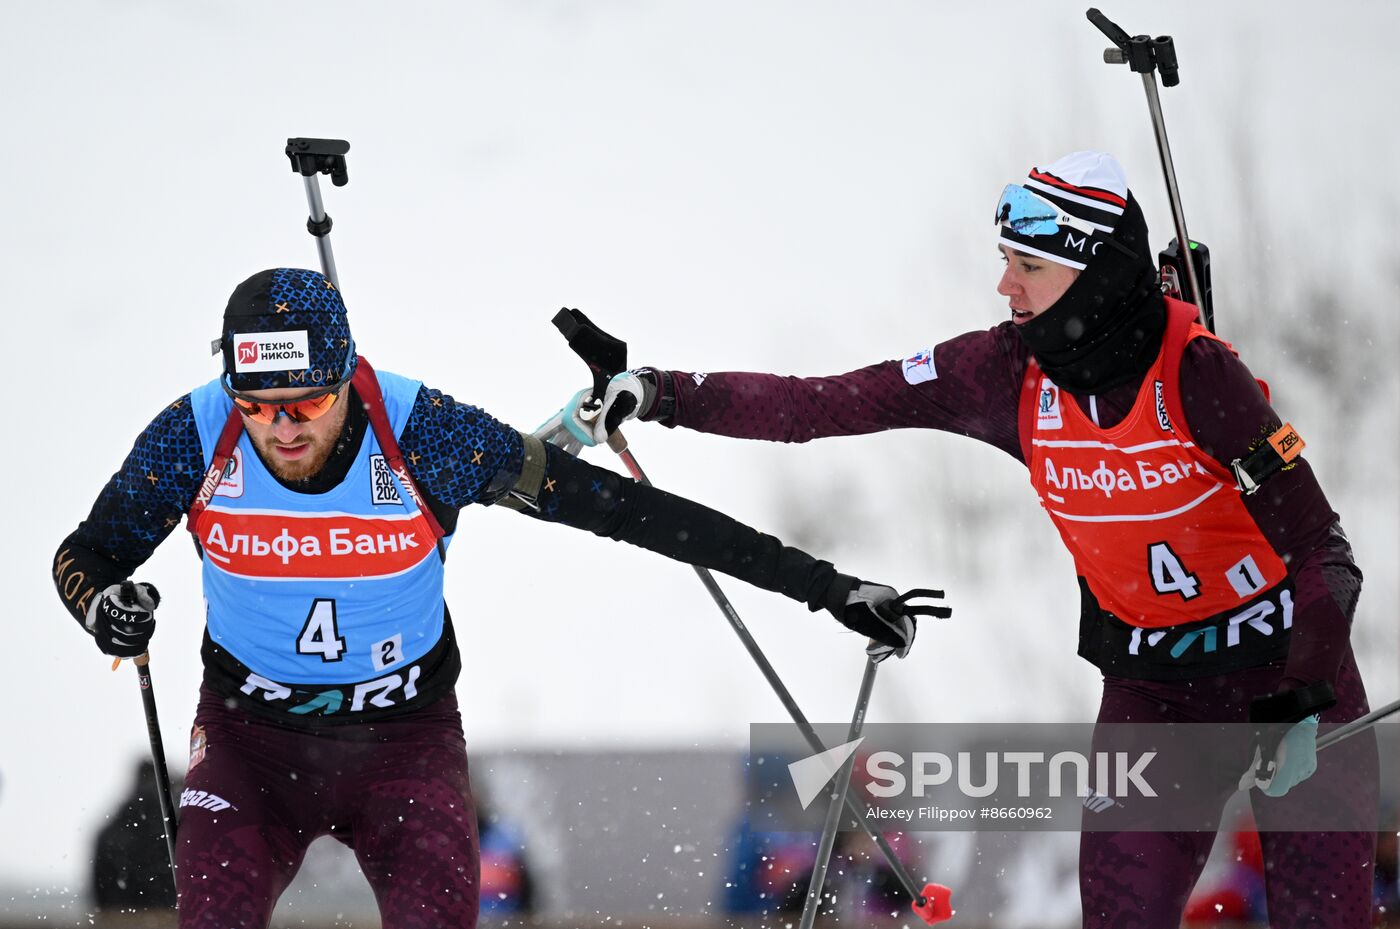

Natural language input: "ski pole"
[1233,696,1398,798]
[550,308,953,923]
[1086,8,1212,331]
[798,654,880,929]
[1317,696,1400,753]
[133,652,179,888]
[109,581,179,886]
[285,138,350,289]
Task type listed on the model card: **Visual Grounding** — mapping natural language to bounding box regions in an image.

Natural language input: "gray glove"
[828,579,950,661]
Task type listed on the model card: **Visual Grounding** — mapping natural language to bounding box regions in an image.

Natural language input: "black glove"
[85,581,161,658]
[825,575,950,661]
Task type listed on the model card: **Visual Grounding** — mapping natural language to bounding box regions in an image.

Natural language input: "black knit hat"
[218,268,355,392]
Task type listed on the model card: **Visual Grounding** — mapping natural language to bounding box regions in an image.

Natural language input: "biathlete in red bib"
[52,267,946,928]
[552,151,1379,928]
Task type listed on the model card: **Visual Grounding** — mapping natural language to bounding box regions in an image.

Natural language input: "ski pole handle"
[551,307,629,407]
[285,137,350,290]
[552,307,635,451]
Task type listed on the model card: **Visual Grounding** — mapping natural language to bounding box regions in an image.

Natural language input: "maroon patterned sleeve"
[662,323,1032,460]
[1178,337,1356,692]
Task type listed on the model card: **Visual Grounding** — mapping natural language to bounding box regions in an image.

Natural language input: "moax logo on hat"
[232,330,311,373]
[1061,232,1110,259]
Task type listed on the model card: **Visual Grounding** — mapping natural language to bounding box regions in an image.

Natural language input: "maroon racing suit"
[177,687,478,927]
[648,320,1378,928]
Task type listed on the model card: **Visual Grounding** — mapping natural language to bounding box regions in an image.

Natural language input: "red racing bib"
[1019,299,1291,642]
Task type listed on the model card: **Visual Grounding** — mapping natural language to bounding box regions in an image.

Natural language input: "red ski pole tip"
[911,882,954,924]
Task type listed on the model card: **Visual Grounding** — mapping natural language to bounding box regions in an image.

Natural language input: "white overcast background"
[2,0,1396,902]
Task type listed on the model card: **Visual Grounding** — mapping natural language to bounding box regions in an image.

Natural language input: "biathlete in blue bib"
[52,267,947,929]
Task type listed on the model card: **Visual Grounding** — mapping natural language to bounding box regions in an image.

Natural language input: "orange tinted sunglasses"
[226,382,343,425]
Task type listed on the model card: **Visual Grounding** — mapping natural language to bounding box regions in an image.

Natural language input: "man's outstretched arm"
[402,385,947,655]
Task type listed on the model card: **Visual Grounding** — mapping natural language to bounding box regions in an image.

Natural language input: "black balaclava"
[1000,152,1166,395]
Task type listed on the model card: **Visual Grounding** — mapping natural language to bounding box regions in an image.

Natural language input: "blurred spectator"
[723,816,914,918]
[91,759,180,912]
[724,751,915,919]
[1375,807,1398,925]
[722,814,816,913]
[827,828,911,919]
[476,789,534,913]
[725,753,819,913]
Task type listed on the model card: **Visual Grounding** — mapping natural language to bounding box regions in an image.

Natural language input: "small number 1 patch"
[1268,423,1305,462]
